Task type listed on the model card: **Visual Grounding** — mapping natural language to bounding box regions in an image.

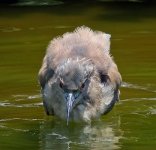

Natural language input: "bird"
[38,26,122,124]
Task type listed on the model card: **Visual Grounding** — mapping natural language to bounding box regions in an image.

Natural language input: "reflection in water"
[39,117,122,150]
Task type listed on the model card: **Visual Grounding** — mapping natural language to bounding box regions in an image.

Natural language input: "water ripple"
[0,124,29,133]
[0,118,43,122]
[0,27,21,32]
[13,0,64,6]
[0,101,42,108]
[48,132,68,140]
[0,25,72,33]
[121,82,156,93]
[121,97,156,102]
[149,109,156,115]
[13,94,42,101]
[0,94,42,108]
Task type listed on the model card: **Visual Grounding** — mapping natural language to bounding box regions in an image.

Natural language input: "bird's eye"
[81,83,85,89]
[99,73,110,83]
[80,79,88,90]
[60,81,64,89]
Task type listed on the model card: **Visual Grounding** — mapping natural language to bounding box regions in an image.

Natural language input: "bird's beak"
[65,92,75,125]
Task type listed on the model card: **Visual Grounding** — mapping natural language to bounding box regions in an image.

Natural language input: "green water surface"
[0,2,156,150]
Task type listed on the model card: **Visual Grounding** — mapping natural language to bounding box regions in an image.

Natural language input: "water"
[0,2,156,150]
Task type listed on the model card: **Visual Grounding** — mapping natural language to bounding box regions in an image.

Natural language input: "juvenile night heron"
[38,26,122,124]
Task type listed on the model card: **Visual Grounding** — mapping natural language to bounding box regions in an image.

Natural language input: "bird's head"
[38,26,122,124]
[55,58,94,124]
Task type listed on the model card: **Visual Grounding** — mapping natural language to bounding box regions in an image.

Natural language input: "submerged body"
[38,26,122,123]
